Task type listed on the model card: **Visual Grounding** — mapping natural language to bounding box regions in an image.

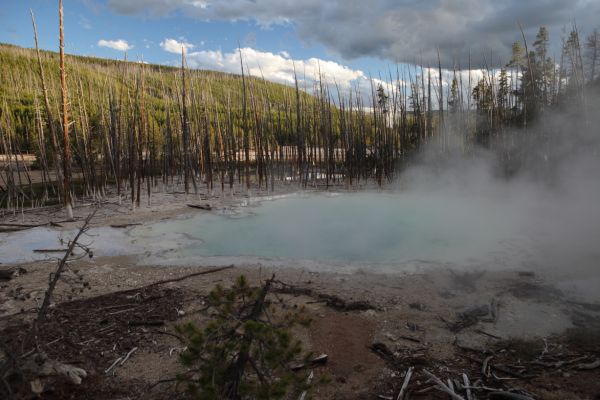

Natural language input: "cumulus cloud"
[107,0,600,67]
[183,47,368,91]
[170,45,502,106]
[97,39,133,51]
[160,38,195,54]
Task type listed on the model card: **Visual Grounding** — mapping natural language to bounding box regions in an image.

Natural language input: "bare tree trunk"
[59,0,73,220]
[30,9,63,201]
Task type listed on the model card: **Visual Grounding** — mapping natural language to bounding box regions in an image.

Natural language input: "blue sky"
[1,0,598,92]
[0,0,380,86]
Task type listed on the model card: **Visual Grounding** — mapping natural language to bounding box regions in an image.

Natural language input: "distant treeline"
[0,22,599,210]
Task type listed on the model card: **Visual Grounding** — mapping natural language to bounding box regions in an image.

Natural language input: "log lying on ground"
[187,203,212,210]
[0,221,66,231]
[109,223,142,228]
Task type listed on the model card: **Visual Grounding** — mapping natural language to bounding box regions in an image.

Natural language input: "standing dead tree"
[58,0,73,220]
[30,9,63,202]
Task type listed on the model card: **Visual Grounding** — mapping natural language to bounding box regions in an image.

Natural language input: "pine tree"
[448,77,460,114]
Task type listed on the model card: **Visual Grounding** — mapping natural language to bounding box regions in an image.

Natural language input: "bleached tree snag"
[58,0,73,220]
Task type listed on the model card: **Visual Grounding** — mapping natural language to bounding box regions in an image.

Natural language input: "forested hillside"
[1,23,599,210]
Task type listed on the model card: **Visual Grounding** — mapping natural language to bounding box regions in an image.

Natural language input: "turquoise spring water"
[128,192,527,267]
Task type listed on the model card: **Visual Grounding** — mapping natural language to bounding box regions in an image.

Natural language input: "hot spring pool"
[1,191,569,273]
[124,192,535,270]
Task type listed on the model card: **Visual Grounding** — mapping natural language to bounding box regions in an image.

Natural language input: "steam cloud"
[399,90,600,287]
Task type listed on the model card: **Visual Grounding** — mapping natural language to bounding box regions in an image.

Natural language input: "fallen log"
[187,203,212,210]
[110,223,142,228]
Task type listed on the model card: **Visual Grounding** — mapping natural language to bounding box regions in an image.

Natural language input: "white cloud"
[160,38,195,54]
[186,47,366,89]
[97,39,133,51]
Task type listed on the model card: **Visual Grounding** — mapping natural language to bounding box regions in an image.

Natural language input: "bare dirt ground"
[1,188,600,399]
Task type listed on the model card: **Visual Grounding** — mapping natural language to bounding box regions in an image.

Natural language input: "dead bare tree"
[59,0,73,220]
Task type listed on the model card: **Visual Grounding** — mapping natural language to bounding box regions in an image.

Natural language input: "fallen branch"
[120,347,138,366]
[462,373,472,400]
[105,357,123,374]
[143,265,234,289]
[422,369,465,400]
[396,366,414,400]
[576,359,600,370]
[298,370,314,400]
[35,209,96,326]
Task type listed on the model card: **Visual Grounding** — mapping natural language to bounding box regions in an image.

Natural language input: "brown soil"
[1,258,599,399]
